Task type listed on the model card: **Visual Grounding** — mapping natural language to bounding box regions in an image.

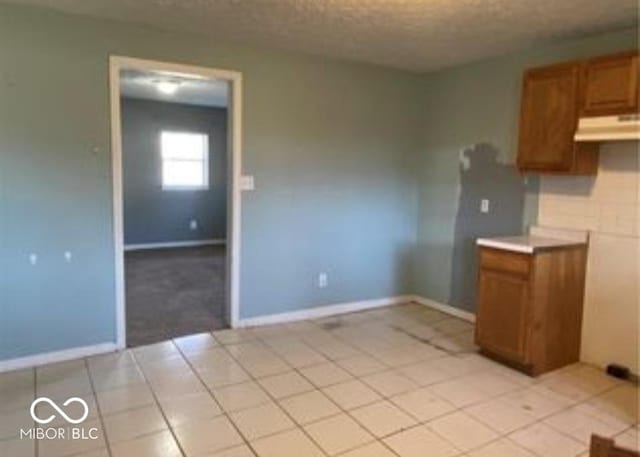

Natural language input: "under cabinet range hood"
[574,114,640,142]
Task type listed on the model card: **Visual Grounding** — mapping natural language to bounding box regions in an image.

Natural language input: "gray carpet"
[125,245,227,348]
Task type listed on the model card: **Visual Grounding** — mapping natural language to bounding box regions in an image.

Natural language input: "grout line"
[217,340,345,456]
[172,337,269,457]
[209,325,384,454]
[128,343,189,457]
[33,367,38,457]
[513,381,633,448]
[84,358,114,457]
[450,374,632,454]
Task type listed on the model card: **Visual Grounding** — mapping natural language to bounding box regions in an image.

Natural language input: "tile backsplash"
[538,142,639,237]
[537,141,640,374]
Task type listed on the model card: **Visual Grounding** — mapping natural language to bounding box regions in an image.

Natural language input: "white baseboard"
[237,295,414,328]
[412,295,476,323]
[124,239,226,251]
[0,295,472,372]
[0,342,118,373]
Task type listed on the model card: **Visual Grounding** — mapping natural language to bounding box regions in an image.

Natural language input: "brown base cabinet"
[475,246,588,376]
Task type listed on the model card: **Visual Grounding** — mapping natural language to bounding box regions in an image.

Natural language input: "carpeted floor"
[125,245,227,347]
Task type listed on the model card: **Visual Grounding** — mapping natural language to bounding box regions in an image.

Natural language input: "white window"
[161,131,209,190]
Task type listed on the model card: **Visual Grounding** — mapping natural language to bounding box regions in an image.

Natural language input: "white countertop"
[476,235,587,254]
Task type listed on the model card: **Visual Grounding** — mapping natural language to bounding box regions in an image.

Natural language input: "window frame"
[160,130,210,191]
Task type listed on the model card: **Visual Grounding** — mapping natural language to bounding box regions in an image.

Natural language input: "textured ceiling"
[5,0,638,72]
[120,69,228,107]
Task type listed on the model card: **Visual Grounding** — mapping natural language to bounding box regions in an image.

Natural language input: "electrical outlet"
[318,272,328,288]
[480,199,490,213]
[189,219,198,230]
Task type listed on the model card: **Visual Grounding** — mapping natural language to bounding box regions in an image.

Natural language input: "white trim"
[124,239,226,251]
[412,295,476,322]
[237,295,414,327]
[0,343,117,373]
[110,60,126,349]
[0,295,471,371]
[476,235,586,254]
[476,238,535,254]
[110,56,243,349]
[228,67,243,329]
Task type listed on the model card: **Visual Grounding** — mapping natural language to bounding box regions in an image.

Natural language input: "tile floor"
[1,303,638,457]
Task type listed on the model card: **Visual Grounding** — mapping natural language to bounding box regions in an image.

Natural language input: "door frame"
[109,56,243,349]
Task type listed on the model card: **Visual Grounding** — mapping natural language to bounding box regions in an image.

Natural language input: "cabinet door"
[582,51,639,116]
[475,269,529,363]
[517,63,581,172]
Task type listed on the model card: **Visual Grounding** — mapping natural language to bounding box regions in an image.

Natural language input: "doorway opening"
[109,57,242,348]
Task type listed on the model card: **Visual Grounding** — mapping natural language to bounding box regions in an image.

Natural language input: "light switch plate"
[240,175,255,191]
[480,199,490,213]
[318,272,328,288]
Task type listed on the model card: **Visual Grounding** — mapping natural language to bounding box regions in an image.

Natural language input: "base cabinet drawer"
[480,248,531,277]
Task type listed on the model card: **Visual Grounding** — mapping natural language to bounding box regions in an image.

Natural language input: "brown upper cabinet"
[517,62,598,174]
[517,49,639,175]
[582,51,639,116]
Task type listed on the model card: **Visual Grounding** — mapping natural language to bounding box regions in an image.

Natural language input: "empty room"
[119,68,231,347]
[0,1,638,457]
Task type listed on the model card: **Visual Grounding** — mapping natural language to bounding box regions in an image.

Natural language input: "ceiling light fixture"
[155,79,181,95]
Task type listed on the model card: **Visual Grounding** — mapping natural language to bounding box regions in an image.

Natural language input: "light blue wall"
[122,98,228,245]
[0,4,421,360]
[413,28,638,310]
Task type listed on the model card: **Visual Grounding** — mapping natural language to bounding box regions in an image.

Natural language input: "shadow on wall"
[449,143,528,312]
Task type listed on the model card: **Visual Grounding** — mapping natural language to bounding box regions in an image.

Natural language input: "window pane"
[160,130,209,189]
[161,131,207,160]
[163,160,206,188]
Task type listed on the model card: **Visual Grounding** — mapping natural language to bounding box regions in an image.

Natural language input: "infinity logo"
[30,397,89,425]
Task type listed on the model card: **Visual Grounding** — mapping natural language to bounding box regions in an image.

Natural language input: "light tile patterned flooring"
[1,303,638,457]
